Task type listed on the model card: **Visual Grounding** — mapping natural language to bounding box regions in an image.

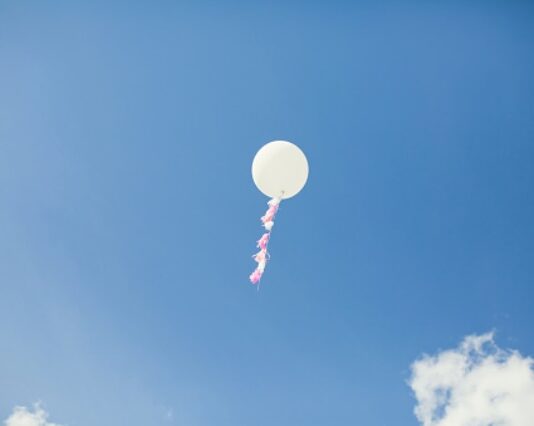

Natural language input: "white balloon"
[252,140,309,199]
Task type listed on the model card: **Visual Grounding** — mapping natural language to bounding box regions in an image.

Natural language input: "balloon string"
[249,193,283,286]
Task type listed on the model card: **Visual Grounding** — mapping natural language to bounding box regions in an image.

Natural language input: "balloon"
[249,141,309,287]
[252,140,309,199]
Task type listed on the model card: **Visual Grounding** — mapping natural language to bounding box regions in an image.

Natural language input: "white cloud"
[4,405,61,426]
[409,332,534,426]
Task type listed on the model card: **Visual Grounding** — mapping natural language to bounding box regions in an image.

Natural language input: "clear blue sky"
[1,1,533,425]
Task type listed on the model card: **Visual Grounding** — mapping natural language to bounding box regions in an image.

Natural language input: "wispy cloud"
[409,332,534,426]
[4,404,61,426]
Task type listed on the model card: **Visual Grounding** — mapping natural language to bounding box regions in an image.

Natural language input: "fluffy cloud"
[4,405,61,426]
[409,332,534,426]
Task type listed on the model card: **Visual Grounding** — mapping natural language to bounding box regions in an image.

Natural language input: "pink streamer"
[257,233,270,250]
[261,204,279,224]
[253,250,267,263]
[249,197,281,285]
[249,269,262,284]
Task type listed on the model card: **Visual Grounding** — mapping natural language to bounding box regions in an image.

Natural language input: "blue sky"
[1,1,533,425]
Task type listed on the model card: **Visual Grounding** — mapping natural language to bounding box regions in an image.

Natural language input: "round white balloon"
[252,140,309,199]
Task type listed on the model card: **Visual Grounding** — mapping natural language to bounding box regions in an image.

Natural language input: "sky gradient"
[1,1,534,425]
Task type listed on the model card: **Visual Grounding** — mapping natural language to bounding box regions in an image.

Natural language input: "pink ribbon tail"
[249,196,282,285]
